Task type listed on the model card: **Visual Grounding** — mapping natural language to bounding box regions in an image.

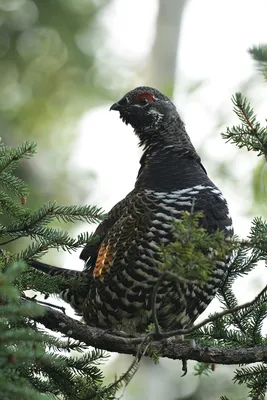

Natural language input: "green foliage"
[0,259,115,400]
[192,233,267,346]
[223,45,267,215]
[190,50,267,397]
[222,92,267,156]
[0,139,131,399]
[147,348,160,365]
[234,364,267,399]
[160,210,232,284]
[194,362,213,377]
[0,140,103,257]
[249,44,267,80]
[188,211,267,398]
[0,141,36,199]
[173,45,267,398]
[96,358,140,400]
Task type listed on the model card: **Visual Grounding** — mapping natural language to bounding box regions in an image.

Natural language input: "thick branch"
[32,304,267,365]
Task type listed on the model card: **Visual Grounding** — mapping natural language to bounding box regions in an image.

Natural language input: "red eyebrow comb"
[135,93,155,102]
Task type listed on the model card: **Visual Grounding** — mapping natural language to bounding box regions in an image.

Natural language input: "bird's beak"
[110,102,121,111]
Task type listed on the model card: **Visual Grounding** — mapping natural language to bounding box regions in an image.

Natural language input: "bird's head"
[110,86,180,148]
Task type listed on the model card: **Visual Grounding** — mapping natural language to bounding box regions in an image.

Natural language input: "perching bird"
[30,86,233,334]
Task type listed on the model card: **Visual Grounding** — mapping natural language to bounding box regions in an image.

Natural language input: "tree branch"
[31,302,267,365]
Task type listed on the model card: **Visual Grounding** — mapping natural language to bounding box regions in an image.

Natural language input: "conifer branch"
[29,286,267,365]
[249,44,267,80]
[222,93,267,156]
[0,141,37,173]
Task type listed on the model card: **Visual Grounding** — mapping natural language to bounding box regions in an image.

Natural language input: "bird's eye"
[138,97,149,106]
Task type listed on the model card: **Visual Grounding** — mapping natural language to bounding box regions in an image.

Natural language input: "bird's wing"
[82,189,161,329]
[199,188,233,237]
[88,186,233,280]
[79,190,134,267]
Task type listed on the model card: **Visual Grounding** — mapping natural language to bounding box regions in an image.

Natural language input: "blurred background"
[2,0,267,398]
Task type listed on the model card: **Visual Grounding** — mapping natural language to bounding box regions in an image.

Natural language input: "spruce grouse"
[30,86,233,334]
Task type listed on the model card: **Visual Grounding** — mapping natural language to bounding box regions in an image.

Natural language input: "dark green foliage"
[0,259,111,400]
[194,363,213,377]
[249,44,267,80]
[160,210,232,284]
[192,235,267,347]
[0,140,103,259]
[234,364,267,399]
[0,140,136,399]
[222,92,267,156]
[193,46,267,398]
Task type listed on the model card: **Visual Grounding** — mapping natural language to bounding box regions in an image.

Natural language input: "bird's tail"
[28,260,90,315]
[28,259,83,278]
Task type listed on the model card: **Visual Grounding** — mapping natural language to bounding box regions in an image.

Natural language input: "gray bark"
[32,303,267,365]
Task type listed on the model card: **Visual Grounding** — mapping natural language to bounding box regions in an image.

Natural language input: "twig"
[0,237,21,246]
[151,275,164,335]
[22,294,66,314]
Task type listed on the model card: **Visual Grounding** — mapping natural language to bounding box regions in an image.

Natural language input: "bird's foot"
[162,335,196,376]
[181,338,196,376]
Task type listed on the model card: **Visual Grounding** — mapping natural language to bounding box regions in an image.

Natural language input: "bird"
[29,86,233,334]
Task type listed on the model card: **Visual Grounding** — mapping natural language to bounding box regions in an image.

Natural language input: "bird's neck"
[135,146,211,191]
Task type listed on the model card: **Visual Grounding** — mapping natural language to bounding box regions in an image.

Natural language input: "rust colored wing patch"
[94,243,114,279]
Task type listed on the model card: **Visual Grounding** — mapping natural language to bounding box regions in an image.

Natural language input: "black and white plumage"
[30,87,233,333]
